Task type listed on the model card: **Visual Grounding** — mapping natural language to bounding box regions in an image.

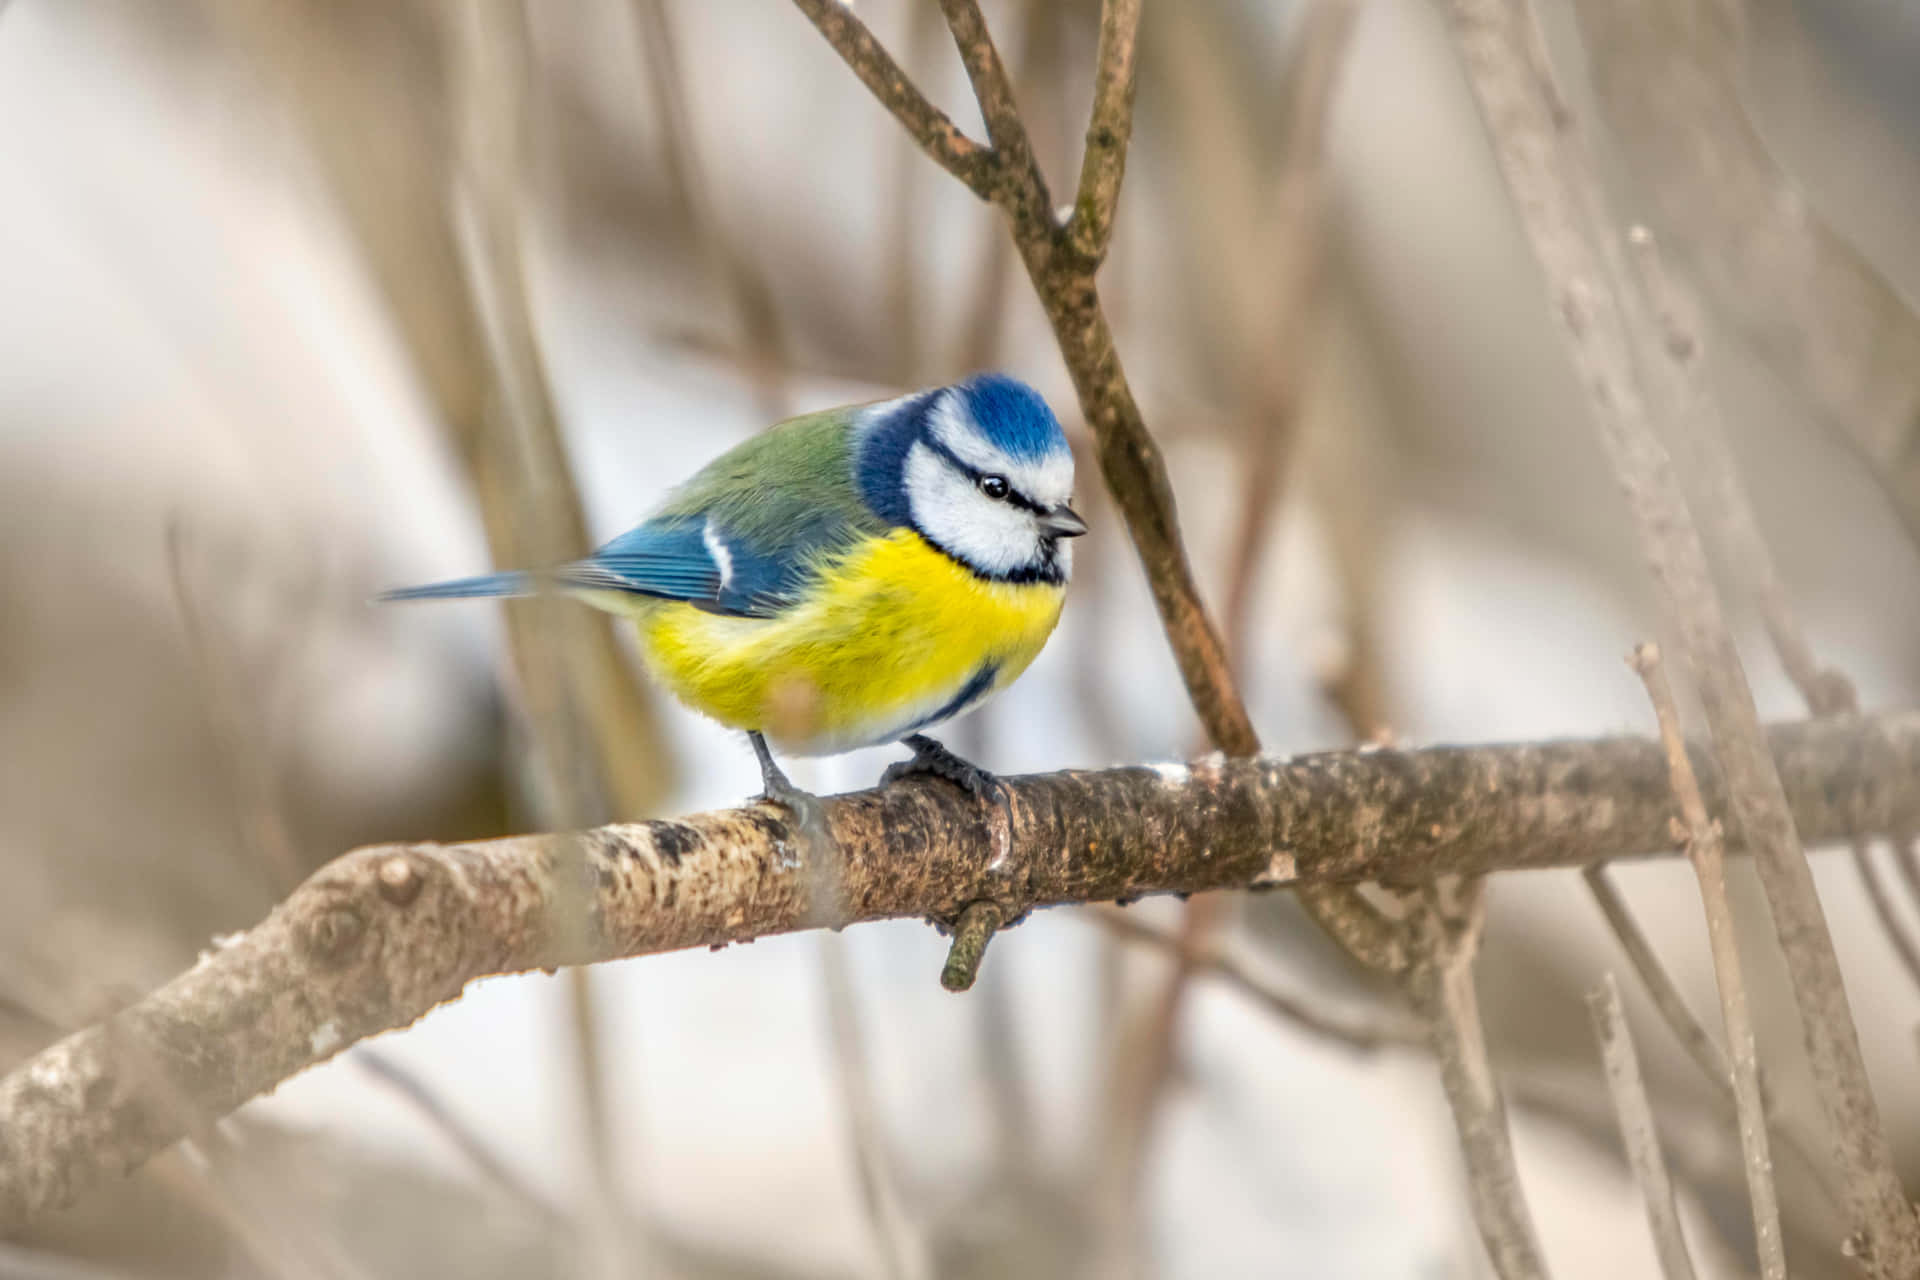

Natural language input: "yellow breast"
[621,529,1065,754]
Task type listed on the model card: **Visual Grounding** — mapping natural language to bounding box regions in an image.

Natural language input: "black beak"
[1041,505,1089,538]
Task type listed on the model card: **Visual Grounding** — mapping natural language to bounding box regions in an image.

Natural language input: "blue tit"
[382,373,1087,810]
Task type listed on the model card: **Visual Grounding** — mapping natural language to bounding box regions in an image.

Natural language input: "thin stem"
[1582,866,1731,1087]
[789,0,1000,201]
[1587,973,1699,1280]
[1439,0,1917,1267]
[1066,0,1143,262]
[1581,864,1840,1210]
[1403,883,1548,1280]
[936,0,1052,218]
[1631,645,1785,1280]
[1624,227,1920,1002]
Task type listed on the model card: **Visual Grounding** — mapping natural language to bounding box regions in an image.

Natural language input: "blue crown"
[957,374,1066,462]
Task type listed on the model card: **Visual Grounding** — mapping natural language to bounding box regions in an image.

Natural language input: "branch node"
[300,904,367,967]
[377,855,424,907]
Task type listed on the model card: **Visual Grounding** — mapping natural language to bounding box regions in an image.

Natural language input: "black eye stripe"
[925,439,1046,513]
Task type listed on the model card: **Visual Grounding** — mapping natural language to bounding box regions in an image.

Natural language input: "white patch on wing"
[701,520,734,589]
[928,390,1075,509]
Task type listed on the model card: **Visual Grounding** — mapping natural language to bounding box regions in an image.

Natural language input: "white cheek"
[905,446,1042,575]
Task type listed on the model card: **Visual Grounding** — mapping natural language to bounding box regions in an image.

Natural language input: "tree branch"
[3,714,1918,1230]
[935,0,1053,220]
[788,0,1001,202]
[1065,0,1143,262]
[790,0,1256,759]
[1439,0,1920,1270]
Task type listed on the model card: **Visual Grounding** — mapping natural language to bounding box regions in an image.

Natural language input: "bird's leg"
[883,734,1015,870]
[749,730,802,803]
[748,732,830,863]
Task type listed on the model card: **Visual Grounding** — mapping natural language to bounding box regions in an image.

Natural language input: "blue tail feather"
[377,571,535,602]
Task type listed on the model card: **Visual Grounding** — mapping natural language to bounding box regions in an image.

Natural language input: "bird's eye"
[977,474,1010,500]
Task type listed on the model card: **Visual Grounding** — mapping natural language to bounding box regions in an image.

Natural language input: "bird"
[381,373,1086,820]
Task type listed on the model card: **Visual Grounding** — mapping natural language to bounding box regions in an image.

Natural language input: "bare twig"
[1624,227,1920,1002]
[1092,908,1423,1052]
[1587,973,1699,1280]
[1580,865,1729,1086]
[1580,864,1840,1210]
[935,0,1052,217]
[1440,1,1919,1269]
[953,0,1054,375]
[793,9,1347,1256]
[788,0,999,201]
[1403,881,1546,1280]
[1064,0,1142,263]
[1631,645,1784,1280]
[940,901,1006,993]
[7,716,1915,1229]
[794,0,1256,757]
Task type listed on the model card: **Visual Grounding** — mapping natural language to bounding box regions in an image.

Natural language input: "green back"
[655,405,886,546]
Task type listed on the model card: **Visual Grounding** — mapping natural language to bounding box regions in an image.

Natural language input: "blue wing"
[382,406,880,617]
[380,514,834,619]
[558,515,814,618]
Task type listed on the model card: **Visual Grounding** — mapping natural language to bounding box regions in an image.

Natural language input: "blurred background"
[3,0,1919,1275]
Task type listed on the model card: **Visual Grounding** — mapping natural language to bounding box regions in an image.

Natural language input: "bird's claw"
[885,734,1015,870]
[748,732,829,866]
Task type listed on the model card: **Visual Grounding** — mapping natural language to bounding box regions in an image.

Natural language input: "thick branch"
[3,714,1918,1230]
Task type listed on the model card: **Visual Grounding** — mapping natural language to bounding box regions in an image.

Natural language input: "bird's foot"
[883,734,1015,870]
[881,734,1001,800]
[749,732,829,866]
